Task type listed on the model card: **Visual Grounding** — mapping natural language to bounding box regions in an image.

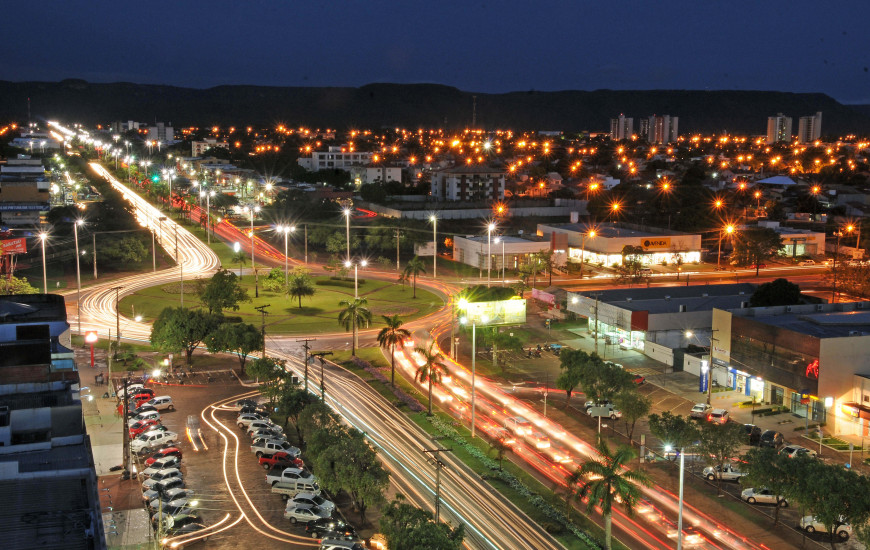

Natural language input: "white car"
[146,396,175,411]
[142,456,181,476]
[131,431,177,453]
[689,403,713,419]
[284,503,330,524]
[237,413,266,428]
[708,408,729,424]
[250,428,285,441]
[586,403,622,419]
[798,259,816,266]
[779,445,817,459]
[117,384,146,399]
[248,420,282,434]
[142,468,183,490]
[800,516,852,541]
[504,416,532,436]
[741,487,788,506]
[267,466,317,486]
[128,410,161,426]
[290,492,335,514]
[702,464,745,482]
[148,488,195,509]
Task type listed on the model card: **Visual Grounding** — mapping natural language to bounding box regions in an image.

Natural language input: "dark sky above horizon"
[3,1,870,103]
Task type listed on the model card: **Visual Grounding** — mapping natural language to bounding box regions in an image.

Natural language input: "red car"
[144,446,183,466]
[129,418,161,437]
[258,451,305,471]
[749,263,767,269]
[132,389,155,400]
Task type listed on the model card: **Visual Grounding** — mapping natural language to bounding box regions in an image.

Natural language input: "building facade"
[146,122,173,143]
[451,235,560,271]
[0,156,51,226]
[430,165,505,201]
[609,115,633,141]
[349,165,403,186]
[297,145,374,171]
[798,111,823,144]
[647,115,678,144]
[191,139,230,156]
[766,113,793,144]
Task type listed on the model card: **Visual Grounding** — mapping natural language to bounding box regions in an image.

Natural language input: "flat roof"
[459,235,543,244]
[542,222,694,238]
[575,283,756,303]
[749,310,870,338]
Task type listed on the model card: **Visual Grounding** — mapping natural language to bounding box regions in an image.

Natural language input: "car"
[527,431,551,449]
[800,515,851,541]
[129,418,162,437]
[586,403,622,420]
[584,399,612,411]
[799,259,816,266]
[759,430,785,449]
[151,504,196,526]
[143,455,182,476]
[152,477,186,497]
[267,466,317,486]
[689,403,713,419]
[131,430,177,453]
[702,463,745,482]
[130,388,156,400]
[145,447,183,466]
[631,373,646,385]
[744,424,762,445]
[240,404,270,416]
[492,427,516,447]
[741,487,788,507]
[780,445,818,459]
[285,503,331,524]
[237,412,266,428]
[319,540,366,550]
[250,428,285,442]
[147,396,175,411]
[148,488,195,509]
[248,420,283,435]
[305,517,357,540]
[252,438,300,458]
[259,451,305,471]
[290,492,336,514]
[749,263,767,269]
[129,404,159,417]
[163,513,203,534]
[128,410,161,426]
[232,398,259,410]
[504,416,532,436]
[142,468,183,490]
[117,384,146,399]
[707,408,729,424]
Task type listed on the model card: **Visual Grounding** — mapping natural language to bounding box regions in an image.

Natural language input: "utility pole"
[254,305,270,356]
[396,229,401,271]
[423,448,451,522]
[92,233,98,279]
[296,338,317,394]
[312,351,333,400]
[592,292,601,356]
[304,224,308,264]
[111,286,123,348]
[122,376,131,479]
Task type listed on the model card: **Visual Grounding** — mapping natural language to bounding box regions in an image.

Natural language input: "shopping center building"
[536,222,702,266]
[710,302,870,436]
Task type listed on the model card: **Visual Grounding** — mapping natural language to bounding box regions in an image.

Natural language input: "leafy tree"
[403,256,426,298]
[297,400,342,445]
[248,356,288,404]
[196,269,250,314]
[205,322,263,372]
[380,497,464,550]
[377,314,411,387]
[337,297,372,356]
[613,391,652,443]
[150,307,222,364]
[750,278,802,307]
[0,275,38,294]
[261,267,285,292]
[697,421,746,495]
[287,267,315,308]
[555,349,601,403]
[578,360,636,404]
[616,245,649,285]
[100,235,149,265]
[575,436,652,550]
[647,411,699,462]
[732,227,784,274]
[488,436,511,471]
[742,448,798,526]
[231,249,247,276]
[276,382,315,444]
[414,340,448,416]
[793,460,870,550]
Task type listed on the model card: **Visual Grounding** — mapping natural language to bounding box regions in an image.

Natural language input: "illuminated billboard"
[464,299,526,326]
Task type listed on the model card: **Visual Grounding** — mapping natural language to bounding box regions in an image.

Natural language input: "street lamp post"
[39,232,48,293]
[233,242,242,276]
[345,259,368,299]
[73,220,83,333]
[430,215,437,278]
[201,190,215,244]
[85,331,98,369]
[277,225,293,286]
[494,236,506,286]
[579,229,596,279]
[487,223,495,287]
[666,444,686,550]
[343,208,351,263]
[244,206,261,297]
[717,224,735,270]
[461,313,488,438]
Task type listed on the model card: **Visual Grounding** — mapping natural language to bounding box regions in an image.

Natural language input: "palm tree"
[376,315,411,387]
[337,297,372,356]
[402,256,426,298]
[576,436,652,550]
[232,250,247,277]
[489,437,510,471]
[288,271,316,309]
[414,341,448,416]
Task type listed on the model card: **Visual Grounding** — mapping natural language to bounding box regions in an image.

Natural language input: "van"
[320,540,365,550]
[272,480,321,500]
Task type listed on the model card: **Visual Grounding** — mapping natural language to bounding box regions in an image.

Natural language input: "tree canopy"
[380,497,465,550]
[150,307,222,364]
[749,278,803,307]
[732,227,784,274]
[205,322,263,371]
[196,269,250,314]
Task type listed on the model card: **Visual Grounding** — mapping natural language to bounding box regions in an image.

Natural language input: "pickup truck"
[703,463,746,482]
[265,466,317,486]
[251,438,301,458]
[258,451,305,471]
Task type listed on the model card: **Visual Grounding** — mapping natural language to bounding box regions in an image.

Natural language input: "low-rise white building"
[349,165,402,186]
[431,165,505,201]
[452,235,562,271]
[298,145,373,171]
[192,138,230,156]
[754,220,826,258]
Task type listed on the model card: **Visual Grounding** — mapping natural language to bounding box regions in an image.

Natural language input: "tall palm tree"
[337,297,372,356]
[402,256,426,298]
[376,314,411,387]
[288,271,316,309]
[232,250,247,277]
[414,341,448,416]
[575,436,652,550]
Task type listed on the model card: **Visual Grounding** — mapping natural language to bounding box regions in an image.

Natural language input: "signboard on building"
[464,299,526,326]
[1,238,26,254]
[640,237,671,250]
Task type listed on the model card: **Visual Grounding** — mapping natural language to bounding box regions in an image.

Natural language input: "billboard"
[464,299,526,326]
[1,238,26,254]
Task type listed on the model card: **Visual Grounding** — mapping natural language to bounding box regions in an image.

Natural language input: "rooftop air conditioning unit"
[679,305,687,312]
[786,306,793,312]
[741,301,749,308]
[817,304,825,311]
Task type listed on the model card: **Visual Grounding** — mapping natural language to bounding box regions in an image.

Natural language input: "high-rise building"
[798,112,823,144]
[609,115,633,141]
[766,113,793,144]
[146,122,174,143]
[646,115,679,144]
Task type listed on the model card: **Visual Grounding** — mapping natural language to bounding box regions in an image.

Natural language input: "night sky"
[3,1,869,103]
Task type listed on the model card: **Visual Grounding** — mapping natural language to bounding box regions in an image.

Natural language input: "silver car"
[741,487,787,506]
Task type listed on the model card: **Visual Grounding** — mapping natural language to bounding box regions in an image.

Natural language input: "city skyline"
[2,1,869,103]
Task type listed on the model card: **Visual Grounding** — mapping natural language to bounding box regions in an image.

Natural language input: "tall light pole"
[460,313,487,438]
[343,208,351,263]
[39,232,48,293]
[244,205,261,297]
[665,444,686,550]
[494,236,506,285]
[73,220,83,333]
[717,224,735,269]
[345,259,367,299]
[487,222,495,287]
[579,229,596,279]
[277,225,293,286]
[201,190,215,244]
[430,215,437,278]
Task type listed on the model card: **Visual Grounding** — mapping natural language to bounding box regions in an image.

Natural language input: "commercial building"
[753,220,826,258]
[766,113,793,144]
[451,234,563,271]
[566,283,757,353]
[0,294,104,549]
[0,156,51,226]
[798,111,823,144]
[430,165,506,201]
[536,222,702,266]
[297,145,374,171]
[191,138,229,156]
[646,115,678,144]
[710,301,870,437]
[609,115,633,141]
[145,122,173,143]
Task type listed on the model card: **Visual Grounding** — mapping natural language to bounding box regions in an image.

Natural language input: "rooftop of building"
[456,235,546,244]
[754,220,824,235]
[542,221,696,238]
[0,294,67,324]
[572,283,757,314]
[729,302,870,338]
[435,164,504,175]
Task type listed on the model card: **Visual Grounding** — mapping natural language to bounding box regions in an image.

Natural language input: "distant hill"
[2,80,869,135]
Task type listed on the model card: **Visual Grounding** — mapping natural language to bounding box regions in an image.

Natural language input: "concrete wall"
[819,336,870,436]
[643,341,673,366]
[366,203,587,220]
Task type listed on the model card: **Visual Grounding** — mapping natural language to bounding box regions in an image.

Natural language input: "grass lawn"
[121,274,443,334]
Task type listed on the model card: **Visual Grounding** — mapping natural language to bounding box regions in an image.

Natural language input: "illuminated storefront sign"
[806,359,820,379]
[464,299,527,326]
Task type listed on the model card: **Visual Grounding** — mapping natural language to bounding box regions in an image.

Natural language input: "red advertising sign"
[1,238,26,254]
